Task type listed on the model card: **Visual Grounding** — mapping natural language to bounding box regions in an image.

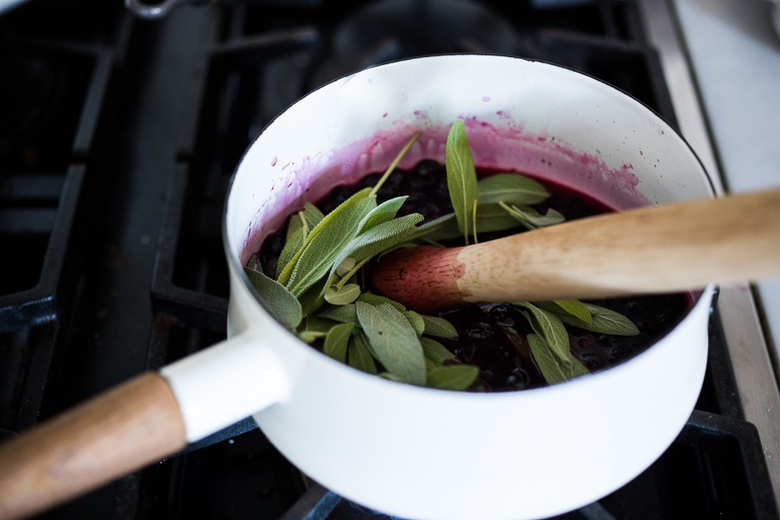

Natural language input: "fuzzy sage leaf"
[528,333,589,385]
[478,173,549,206]
[324,322,353,363]
[514,301,572,364]
[556,303,640,336]
[427,364,479,391]
[282,191,376,296]
[445,119,479,244]
[355,300,426,385]
[243,266,302,331]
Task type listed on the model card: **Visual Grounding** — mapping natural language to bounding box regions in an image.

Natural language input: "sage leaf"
[335,257,356,277]
[297,276,328,317]
[328,213,424,285]
[445,120,479,244]
[474,203,525,234]
[324,322,354,362]
[515,302,571,364]
[413,206,522,244]
[499,201,565,230]
[243,266,302,331]
[358,196,408,233]
[427,364,479,390]
[283,190,376,296]
[276,203,325,279]
[421,337,458,366]
[298,330,326,343]
[355,301,426,386]
[301,201,325,229]
[533,299,593,325]
[324,283,361,305]
[358,292,406,312]
[421,315,458,338]
[528,333,589,385]
[403,310,425,337]
[318,303,358,325]
[411,213,459,243]
[276,215,306,279]
[348,332,378,375]
[478,173,549,206]
[304,314,339,334]
[555,303,640,336]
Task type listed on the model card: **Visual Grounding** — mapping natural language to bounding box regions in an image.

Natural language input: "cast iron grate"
[0,40,112,331]
[2,0,773,518]
[142,1,777,519]
[0,37,114,433]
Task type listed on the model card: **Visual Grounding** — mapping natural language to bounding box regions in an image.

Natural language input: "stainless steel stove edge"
[638,0,780,502]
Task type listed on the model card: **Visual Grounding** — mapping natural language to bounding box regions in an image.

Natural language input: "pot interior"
[226,55,713,268]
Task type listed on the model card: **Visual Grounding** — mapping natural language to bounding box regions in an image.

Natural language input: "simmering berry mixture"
[258,160,692,392]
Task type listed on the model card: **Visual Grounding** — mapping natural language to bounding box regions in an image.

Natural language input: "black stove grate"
[0,34,116,435]
[0,1,776,519]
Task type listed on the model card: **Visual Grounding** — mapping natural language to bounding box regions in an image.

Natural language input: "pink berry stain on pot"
[240,119,649,266]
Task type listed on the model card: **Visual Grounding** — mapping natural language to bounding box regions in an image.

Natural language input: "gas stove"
[0,0,778,518]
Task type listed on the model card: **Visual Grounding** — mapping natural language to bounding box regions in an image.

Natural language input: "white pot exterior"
[171,55,714,520]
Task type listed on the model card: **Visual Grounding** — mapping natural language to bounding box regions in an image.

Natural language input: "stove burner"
[0,51,65,158]
[311,0,518,87]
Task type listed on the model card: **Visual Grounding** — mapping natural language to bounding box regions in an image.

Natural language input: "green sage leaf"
[335,257,356,277]
[283,190,376,296]
[276,216,306,279]
[421,337,458,366]
[515,302,571,364]
[297,276,329,317]
[355,301,426,386]
[324,322,354,363]
[243,266,302,331]
[427,364,479,390]
[276,203,325,279]
[499,201,565,230]
[300,201,325,228]
[555,303,640,336]
[533,299,594,325]
[328,213,424,285]
[474,203,525,234]
[357,292,406,312]
[445,120,479,244]
[324,283,362,305]
[298,330,326,343]
[403,310,425,337]
[348,332,378,374]
[421,315,458,338]
[318,303,358,324]
[411,213,459,243]
[303,314,339,334]
[528,333,589,385]
[358,196,408,233]
[478,173,549,206]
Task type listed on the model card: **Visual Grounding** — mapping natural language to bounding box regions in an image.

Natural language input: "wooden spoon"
[370,187,780,314]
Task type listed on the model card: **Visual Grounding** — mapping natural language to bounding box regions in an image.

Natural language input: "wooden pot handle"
[0,372,187,520]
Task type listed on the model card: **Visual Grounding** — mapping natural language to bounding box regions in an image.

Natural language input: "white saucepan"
[0,55,715,520]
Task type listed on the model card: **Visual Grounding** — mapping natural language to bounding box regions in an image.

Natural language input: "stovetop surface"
[0,1,777,518]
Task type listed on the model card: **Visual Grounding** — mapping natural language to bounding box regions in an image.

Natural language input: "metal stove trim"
[638,0,780,504]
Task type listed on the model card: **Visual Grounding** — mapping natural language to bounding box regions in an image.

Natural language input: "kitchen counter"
[673,0,780,366]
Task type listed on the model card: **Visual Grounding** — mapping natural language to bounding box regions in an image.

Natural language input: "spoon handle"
[371,188,780,313]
